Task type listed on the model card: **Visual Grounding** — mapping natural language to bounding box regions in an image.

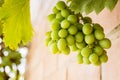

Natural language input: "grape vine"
[45,1,112,66]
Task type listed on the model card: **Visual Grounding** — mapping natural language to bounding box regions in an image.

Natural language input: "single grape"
[93,23,104,31]
[49,42,59,54]
[61,19,70,29]
[70,44,78,51]
[77,53,83,64]
[66,35,75,45]
[58,29,68,38]
[82,23,93,35]
[67,15,77,23]
[93,46,103,56]
[45,31,51,38]
[61,9,70,18]
[99,38,111,49]
[45,38,51,46]
[75,23,83,31]
[52,6,60,14]
[68,25,78,35]
[85,34,95,44]
[63,46,70,55]
[51,30,59,40]
[83,57,91,64]
[56,1,66,10]
[57,38,67,51]
[56,12,64,21]
[47,14,56,22]
[94,30,105,40]
[94,60,101,66]
[76,42,86,49]
[48,40,55,47]
[100,54,108,63]
[51,19,60,31]
[75,32,84,43]
[81,47,92,57]
[89,53,99,64]
[83,17,92,23]
[58,50,62,54]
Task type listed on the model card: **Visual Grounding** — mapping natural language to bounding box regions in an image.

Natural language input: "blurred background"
[24,0,120,80]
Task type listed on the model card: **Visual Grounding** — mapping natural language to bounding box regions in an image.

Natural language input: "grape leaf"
[69,0,118,14]
[94,0,106,14]
[0,0,33,50]
[105,0,118,11]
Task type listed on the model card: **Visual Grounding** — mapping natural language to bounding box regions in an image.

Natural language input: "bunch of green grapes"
[45,1,111,66]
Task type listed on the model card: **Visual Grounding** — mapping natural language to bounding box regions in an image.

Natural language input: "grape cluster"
[45,1,111,66]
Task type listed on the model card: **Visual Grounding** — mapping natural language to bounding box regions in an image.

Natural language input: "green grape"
[85,34,95,44]
[2,57,12,66]
[61,19,70,29]
[0,74,4,80]
[49,42,59,54]
[83,57,90,64]
[51,30,59,40]
[76,42,86,49]
[78,49,81,53]
[70,44,78,51]
[47,14,56,22]
[93,46,103,56]
[45,38,51,46]
[83,17,92,23]
[77,53,83,64]
[61,9,70,18]
[56,12,64,21]
[103,50,107,54]
[48,40,55,47]
[75,23,83,31]
[66,35,75,45]
[66,0,72,2]
[88,44,94,48]
[52,6,60,14]
[57,38,67,51]
[67,15,77,23]
[68,25,78,35]
[58,29,68,38]
[94,60,101,66]
[75,32,84,43]
[93,23,104,31]
[94,30,105,40]
[51,19,60,31]
[45,31,51,38]
[100,54,108,63]
[99,38,111,49]
[63,46,70,55]
[82,23,93,35]
[58,50,62,54]
[81,47,92,57]
[89,53,99,64]
[56,1,66,10]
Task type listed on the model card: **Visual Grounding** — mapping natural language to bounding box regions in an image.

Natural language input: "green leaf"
[84,0,95,14]
[94,0,106,14]
[69,0,89,14]
[69,0,118,14]
[105,0,118,11]
[0,0,33,50]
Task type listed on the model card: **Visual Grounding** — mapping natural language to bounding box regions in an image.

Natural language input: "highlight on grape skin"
[45,1,111,66]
